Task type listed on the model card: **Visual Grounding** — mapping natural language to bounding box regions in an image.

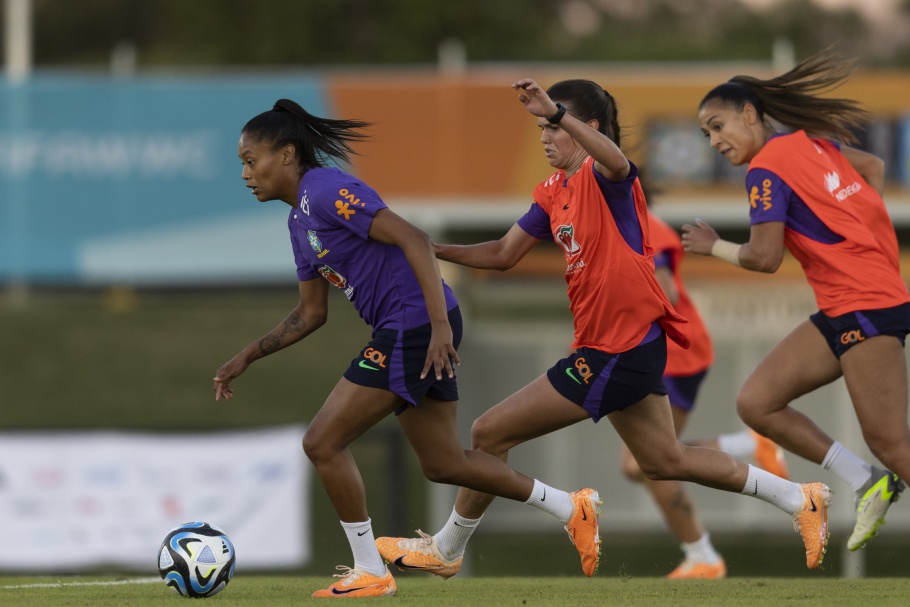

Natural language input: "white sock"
[821,441,872,494]
[434,509,482,560]
[525,479,574,523]
[717,430,756,459]
[740,465,804,514]
[340,519,386,577]
[681,532,723,565]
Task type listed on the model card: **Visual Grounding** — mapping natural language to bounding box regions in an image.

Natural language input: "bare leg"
[447,375,589,519]
[842,335,910,482]
[736,320,842,464]
[610,393,748,491]
[620,406,704,543]
[302,379,403,522]
[396,394,536,502]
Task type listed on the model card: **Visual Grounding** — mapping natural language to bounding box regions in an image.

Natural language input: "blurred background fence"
[5,0,910,580]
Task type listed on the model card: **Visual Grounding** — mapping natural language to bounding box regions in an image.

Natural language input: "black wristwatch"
[547,103,567,124]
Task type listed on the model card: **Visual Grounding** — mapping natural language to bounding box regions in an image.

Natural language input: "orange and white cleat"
[792,482,832,569]
[311,565,396,598]
[375,530,462,579]
[666,558,727,579]
[750,429,789,480]
[564,488,602,577]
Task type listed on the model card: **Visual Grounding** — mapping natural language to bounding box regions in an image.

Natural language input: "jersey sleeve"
[517,202,553,241]
[746,167,792,225]
[290,229,319,281]
[592,159,639,193]
[314,179,388,240]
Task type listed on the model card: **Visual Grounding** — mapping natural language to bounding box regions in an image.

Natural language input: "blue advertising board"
[1,75,329,284]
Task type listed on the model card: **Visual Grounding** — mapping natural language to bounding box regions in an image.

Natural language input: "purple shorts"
[664,370,708,413]
[546,323,667,422]
[343,306,462,409]
[809,302,910,359]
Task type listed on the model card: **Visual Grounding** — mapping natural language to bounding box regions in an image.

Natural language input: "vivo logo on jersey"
[825,171,862,202]
[749,179,772,211]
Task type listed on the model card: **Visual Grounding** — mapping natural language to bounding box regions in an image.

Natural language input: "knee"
[636,457,675,481]
[620,454,645,483]
[736,392,764,429]
[470,415,507,456]
[418,457,462,485]
[635,446,687,481]
[863,429,909,468]
[302,429,327,465]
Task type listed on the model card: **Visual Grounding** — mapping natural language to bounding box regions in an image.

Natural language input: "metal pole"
[5,0,32,82]
[4,0,32,304]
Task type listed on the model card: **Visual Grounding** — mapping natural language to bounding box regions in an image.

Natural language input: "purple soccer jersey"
[288,167,457,330]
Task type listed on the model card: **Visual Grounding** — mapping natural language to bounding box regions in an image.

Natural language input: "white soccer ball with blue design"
[158,521,236,598]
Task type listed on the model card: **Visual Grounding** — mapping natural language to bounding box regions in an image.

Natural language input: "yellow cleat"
[848,467,904,551]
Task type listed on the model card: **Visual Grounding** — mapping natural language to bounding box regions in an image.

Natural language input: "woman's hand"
[421,322,460,381]
[213,355,249,401]
[681,219,719,256]
[512,79,559,118]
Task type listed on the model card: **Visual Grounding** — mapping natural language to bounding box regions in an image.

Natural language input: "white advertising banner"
[0,425,309,571]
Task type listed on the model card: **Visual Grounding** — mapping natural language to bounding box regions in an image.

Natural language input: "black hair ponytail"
[243,99,372,173]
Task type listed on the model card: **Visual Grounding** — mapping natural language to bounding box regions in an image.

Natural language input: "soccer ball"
[158,521,236,598]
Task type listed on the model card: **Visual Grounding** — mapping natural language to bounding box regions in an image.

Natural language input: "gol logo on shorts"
[362,347,388,368]
[839,329,865,345]
[574,357,593,384]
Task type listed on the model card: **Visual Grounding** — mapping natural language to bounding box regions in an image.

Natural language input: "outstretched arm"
[434,223,540,271]
[513,78,629,181]
[214,278,329,400]
[369,208,460,380]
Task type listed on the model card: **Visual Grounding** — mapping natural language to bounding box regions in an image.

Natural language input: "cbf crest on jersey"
[556,224,581,258]
[307,231,330,259]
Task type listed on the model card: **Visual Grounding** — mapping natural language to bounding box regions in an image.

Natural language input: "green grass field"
[3,287,909,589]
[2,575,910,606]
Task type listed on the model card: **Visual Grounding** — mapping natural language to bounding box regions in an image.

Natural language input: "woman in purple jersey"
[212,99,601,598]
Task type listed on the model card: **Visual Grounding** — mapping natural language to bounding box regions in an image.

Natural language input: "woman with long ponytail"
[684,49,910,557]
[213,100,601,597]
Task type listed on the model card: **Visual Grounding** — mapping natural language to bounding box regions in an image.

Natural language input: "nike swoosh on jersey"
[565,368,582,384]
[359,360,380,370]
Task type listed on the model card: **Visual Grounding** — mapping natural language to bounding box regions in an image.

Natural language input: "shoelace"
[331,565,370,586]
[398,529,435,551]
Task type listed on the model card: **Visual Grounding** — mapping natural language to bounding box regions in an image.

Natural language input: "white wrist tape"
[711,239,743,267]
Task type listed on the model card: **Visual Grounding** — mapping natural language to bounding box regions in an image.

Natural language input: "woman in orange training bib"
[683,49,910,553]
[377,77,832,576]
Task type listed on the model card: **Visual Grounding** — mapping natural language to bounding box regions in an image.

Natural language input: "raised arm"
[513,78,629,181]
[368,208,460,380]
[434,223,540,271]
[214,278,329,400]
